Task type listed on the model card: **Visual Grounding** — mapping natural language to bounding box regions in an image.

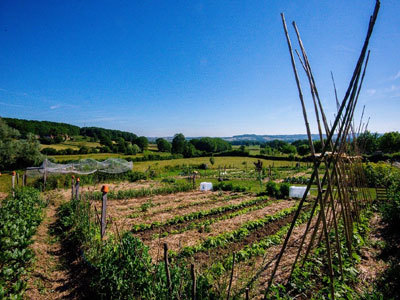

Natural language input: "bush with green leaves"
[279,182,290,198]
[213,182,247,192]
[266,181,279,197]
[266,181,290,199]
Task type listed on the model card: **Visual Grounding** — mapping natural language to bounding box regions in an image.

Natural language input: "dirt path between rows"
[25,192,89,300]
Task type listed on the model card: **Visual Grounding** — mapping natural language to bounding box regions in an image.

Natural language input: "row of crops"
[51,180,319,299]
[0,188,45,299]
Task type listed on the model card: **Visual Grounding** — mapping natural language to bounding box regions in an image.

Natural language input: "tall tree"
[172,133,186,154]
[156,138,172,152]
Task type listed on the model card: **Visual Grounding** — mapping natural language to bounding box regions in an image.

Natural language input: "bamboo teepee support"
[263,1,380,298]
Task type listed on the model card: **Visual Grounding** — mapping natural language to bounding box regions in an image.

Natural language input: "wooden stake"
[12,172,15,197]
[191,264,196,300]
[75,179,80,201]
[164,243,172,297]
[71,176,75,200]
[226,252,236,300]
[101,190,108,239]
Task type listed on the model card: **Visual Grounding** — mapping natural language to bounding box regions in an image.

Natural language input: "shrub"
[266,181,279,197]
[214,182,246,192]
[279,182,290,198]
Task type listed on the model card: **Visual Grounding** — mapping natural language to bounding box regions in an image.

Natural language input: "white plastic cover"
[289,186,309,198]
[200,182,213,191]
[26,158,133,176]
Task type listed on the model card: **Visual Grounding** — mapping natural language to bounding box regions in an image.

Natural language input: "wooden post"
[226,252,236,300]
[164,243,172,297]
[23,171,26,187]
[101,185,109,240]
[71,175,75,200]
[245,288,249,300]
[12,171,16,197]
[12,171,15,189]
[75,178,80,201]
[43,159,47,189]
[16,172,19,186]
[191,264,196,300]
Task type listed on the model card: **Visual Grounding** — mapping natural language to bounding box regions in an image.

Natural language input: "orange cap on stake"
[72,175,75,179]
[12,171,16,176]
[76,178,80,182]
[101,185,109,193]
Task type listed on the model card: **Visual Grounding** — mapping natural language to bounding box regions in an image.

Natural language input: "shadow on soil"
[49,214,96,299]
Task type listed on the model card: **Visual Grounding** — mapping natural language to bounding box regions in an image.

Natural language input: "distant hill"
[223,134,322,142]
[148,134,324,143]
[2,117,324,144]
[1,117,139,143]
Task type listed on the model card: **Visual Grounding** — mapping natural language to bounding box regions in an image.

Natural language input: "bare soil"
[356,213,387,294]
[25,191,91,300]
[135,197,272,241]
[222,210,319,299]
[144,200,297,261]
[95,191,254,232]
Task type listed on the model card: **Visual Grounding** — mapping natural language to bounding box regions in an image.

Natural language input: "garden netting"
[26,158,133,176]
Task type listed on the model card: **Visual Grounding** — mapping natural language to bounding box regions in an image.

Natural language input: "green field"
[131,156,299,172]
[40,136,102,150]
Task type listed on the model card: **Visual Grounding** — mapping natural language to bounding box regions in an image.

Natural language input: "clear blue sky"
[0,0,399,137]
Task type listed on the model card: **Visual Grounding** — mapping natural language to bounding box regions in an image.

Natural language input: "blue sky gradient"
[0,0,399,137]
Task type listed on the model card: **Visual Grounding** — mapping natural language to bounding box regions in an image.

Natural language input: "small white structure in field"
[200,182,213,191]
[289,186,309,198]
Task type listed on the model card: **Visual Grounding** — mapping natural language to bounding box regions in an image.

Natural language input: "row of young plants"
[204,206,315,298]
[151,199,278,239]
[174,204,300,259]
[56,196,216,299]
[83,182,193,201]
[217,205,314,273]
[131,196,271,232]
[0,188,45,299]
[130,193,242,218]
[284,176,310,185]
[269,207,374,300]
[363,163,400,299]
[131,193,242,218]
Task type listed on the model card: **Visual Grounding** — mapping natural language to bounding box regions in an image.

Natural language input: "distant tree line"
[3,117,80,144]
[4,118,400,160]
[356,131,400,155]
[168,134,232,158]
